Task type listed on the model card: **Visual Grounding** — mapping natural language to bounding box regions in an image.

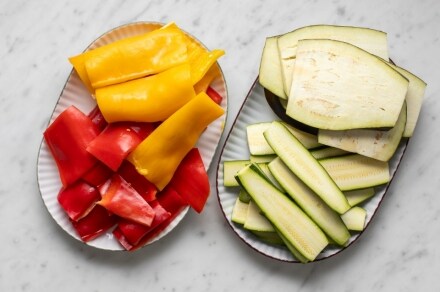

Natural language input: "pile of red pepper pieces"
[44,88,221,250]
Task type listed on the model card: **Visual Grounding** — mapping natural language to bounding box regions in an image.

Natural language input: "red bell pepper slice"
[156,186,188,214]
[116,200,171,246]
[206,86,223,105]
[86,122,143,171]
[112,228,134,250]
[118,160,157,202]
[58,180,101,221]
[82,162,113,187]
[135,187,188,247]
[44,105,99,186]
[98,174,155,226]
[129,122,156,140]
[114,187,188,251]
[71,204,117,242]
[88,105,108,132]
[168,148,210,213]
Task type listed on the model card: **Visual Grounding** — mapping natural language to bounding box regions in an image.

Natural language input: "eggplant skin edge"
[264,88,318,135]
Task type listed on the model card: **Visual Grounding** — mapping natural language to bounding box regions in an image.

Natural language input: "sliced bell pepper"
[166,23,224,85]
[132,187,189,249]
[97,174,155,226]
[129,122,156,140]
[43,105,99,186]
[116,200,171,246]
[114,186,189,251]
[57,180,101,221]
[88,106,108,132]
[69,23,188,89]
[194,64,220,94]
[95,63,196,123]
[86,122,144,171]
[157,186,189,214]
[168,148,210,213]
[118,160,157,202]
[71,204,117,242]
[206,86,223,105]
[128,92,225,190]
[82,161,113,187]
[112,227,134,250]
[188,49,224,85]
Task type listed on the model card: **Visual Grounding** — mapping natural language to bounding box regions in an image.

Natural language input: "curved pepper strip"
[189,49,224,85]
[113,187,188,251]
[194,64,220,94]
[168,148,210,213]
[128,92,224,190]
[118,160,157,202]
[98,174,155,226]
[165,22,224,85]
[69,23,187,90]
[72,204,117,242]
[43,105,99,186]
[95,63,195,123]
[117,201,171,246]
[57,180,101,221]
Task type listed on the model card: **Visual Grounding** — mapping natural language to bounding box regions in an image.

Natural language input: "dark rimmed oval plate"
[216,78,407,262]
[37,22,228,251]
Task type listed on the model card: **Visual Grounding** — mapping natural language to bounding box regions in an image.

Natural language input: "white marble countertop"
[1,0,439,291]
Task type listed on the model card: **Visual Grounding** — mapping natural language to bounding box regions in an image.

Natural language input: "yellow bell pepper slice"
[69,53,95,93]
[189,49,224,85]
[166,23,224,85]
[128,92,225,190]
[69,24,188,90]
[194,64,221,94]
[95,63,195,123]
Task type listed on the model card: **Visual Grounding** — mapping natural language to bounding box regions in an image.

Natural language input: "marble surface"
[1,0,439,291]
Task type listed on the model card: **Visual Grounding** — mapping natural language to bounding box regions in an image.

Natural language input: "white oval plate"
[37,22,228,251]
[216,78,407,262]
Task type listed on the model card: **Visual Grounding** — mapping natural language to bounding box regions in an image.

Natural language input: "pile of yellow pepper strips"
[68,22,225,191]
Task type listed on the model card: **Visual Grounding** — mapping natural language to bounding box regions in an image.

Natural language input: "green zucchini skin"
[223,160,250,187]
[235,163,328,262]
[264,121,351,214]
[268,157,350,246]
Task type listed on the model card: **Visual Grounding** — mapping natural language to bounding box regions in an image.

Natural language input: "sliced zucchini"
[238,189,252,203]
[275,227,310,264]
[319,154,390,191]
[318,102,407,162]
[231,198,249,225]
[251,230,285,246]
[223,160,249,187]
[235,163,329,262]
[282,123,322,149]
[259,36,287,99]
[247,122,320,156]
[310,147,350,160]
[344,188,375,207]
[247,123,276,155]
[277,25,389,96]
[341,207,367,231]
[257,163,285,192]
[268,157,350,246]
[264,121,350,214]
[249,154,277,163]
[244,200,275,232]
[286,39,408,130]
[388,63,427,137]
